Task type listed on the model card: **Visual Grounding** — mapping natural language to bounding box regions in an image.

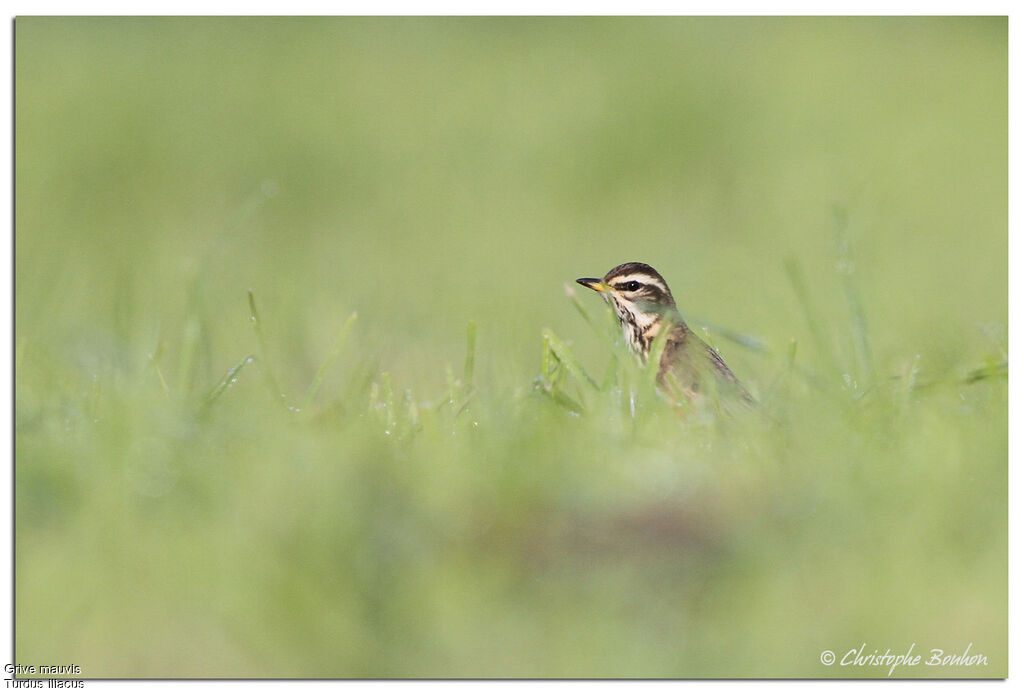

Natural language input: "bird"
[576,262,753,410]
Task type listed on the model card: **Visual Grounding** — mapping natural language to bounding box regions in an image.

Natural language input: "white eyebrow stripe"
[609,273,668,293]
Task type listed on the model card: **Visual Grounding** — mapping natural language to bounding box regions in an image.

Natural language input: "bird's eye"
[620,281,641,292]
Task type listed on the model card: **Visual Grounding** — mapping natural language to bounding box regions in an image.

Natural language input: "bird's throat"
[613,302,662,362]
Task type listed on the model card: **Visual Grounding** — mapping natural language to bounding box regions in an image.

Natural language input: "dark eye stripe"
[616,281,642,291]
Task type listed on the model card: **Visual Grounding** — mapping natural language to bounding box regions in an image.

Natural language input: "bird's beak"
[576,277,606,293]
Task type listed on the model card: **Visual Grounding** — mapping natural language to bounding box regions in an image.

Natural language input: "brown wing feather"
[658,320,753,405]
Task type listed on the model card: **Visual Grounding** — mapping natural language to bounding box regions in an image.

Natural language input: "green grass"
[14,16,1006,677]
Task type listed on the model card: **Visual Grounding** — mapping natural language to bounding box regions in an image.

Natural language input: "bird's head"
[576,262,678,356]
[577,261,676,320]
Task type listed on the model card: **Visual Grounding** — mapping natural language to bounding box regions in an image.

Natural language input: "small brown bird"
[576,262,752,409]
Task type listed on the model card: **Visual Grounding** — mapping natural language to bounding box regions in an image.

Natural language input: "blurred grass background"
[14,16,1006,677]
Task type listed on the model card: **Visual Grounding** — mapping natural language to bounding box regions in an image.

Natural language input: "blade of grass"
[600,357,620,392]
[177,317,201,395]
[541,331,554,381]
[542,328,598,391]
[381,371,396,431]
[299,310,358,412]
[369,380,380,415]
[445,363,458,408]
[784,257,840,378]
[463,320,477,389]
[964,361,1008,384]
[565,282,605,336]
[532,374,585,414]
[207,355,256,403]
[687,315,769,353]
[763,339,798,401]
[405,388,420,429]
[247,289,286,405]
[833,206,874,382]
[148,340,171,400]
